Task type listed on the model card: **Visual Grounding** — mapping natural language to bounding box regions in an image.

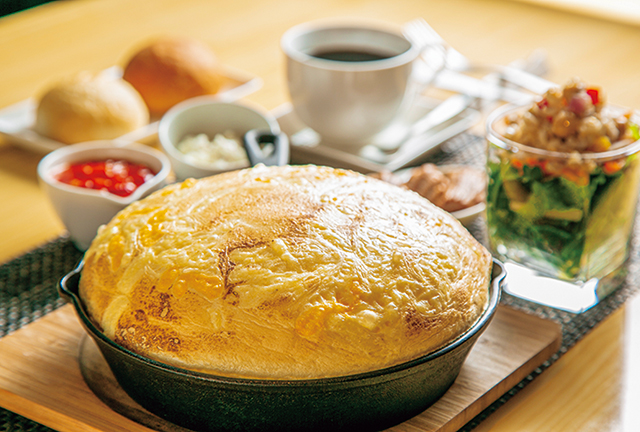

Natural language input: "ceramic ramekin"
[37,140,171,250]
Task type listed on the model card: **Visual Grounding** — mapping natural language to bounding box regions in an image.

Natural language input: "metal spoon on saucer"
[370,93,473,153]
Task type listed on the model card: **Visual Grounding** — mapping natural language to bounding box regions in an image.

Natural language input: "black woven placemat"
[1,132,639,432]
[0,236,82,432]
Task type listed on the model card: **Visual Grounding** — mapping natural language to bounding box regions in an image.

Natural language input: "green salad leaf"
[487,158,623,279]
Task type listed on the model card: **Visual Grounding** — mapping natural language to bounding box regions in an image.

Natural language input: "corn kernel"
[336,280,365,310]
[188,272,223,301]
[181,178,198,189]
[172,277,188,298]
[157,267,179,292]
[107,233,125,271]
[295,306,328,339]
[114,205,157,223]
[139,209,169,247]
[588,136,612,152]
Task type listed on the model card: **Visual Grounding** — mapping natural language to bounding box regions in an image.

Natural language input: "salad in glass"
[486,78,640,282]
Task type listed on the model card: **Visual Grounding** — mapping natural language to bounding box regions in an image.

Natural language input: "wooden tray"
[0,304,561,432]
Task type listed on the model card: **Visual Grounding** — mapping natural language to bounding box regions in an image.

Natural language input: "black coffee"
[311,48,393,62]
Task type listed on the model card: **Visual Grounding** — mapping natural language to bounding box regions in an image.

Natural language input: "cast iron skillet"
[59,259,505,432]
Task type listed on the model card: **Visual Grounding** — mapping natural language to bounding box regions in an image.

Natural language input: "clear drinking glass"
[485,104,640,312]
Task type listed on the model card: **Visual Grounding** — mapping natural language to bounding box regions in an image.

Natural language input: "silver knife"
[433,69,534,104]
[498,65,556,94]
[409,94,471,137]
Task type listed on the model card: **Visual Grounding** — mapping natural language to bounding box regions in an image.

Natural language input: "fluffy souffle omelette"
[80,165,492,379]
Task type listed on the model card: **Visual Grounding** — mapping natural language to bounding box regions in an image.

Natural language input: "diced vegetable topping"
[55,159,156,197]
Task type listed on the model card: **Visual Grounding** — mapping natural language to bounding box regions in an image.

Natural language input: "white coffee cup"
[281,20,425,148]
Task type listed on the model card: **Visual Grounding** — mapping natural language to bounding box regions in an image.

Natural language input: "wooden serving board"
[0,304,561,432]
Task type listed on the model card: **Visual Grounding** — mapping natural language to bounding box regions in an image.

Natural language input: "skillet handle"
[58,260,84,304]
[243,129,290,167]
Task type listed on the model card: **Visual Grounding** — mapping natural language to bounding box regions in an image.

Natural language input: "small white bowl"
[158,98,280,181]
[38,140,171,250]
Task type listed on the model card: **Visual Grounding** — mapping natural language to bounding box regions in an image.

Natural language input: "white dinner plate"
[0,65,263,154]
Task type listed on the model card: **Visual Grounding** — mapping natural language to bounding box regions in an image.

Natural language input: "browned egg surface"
[80,165,492,379]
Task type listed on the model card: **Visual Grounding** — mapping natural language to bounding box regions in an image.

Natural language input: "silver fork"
[403,18,556,94]
[403,18,469,72]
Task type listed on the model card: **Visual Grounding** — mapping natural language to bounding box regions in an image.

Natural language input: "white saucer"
[273,96,480,174]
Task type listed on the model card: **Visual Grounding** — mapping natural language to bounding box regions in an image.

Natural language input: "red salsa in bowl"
[37,141,171,250]
[55,159,157,197]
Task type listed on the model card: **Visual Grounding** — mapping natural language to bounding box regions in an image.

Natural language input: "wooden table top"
[1,0,639,431]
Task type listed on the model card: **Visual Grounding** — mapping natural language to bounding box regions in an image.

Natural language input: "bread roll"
[34,72,149,144]
[80,165,492,379]
[122,37,223,115]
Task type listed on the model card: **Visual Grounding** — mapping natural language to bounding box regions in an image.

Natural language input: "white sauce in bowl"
[176,132,249,169]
